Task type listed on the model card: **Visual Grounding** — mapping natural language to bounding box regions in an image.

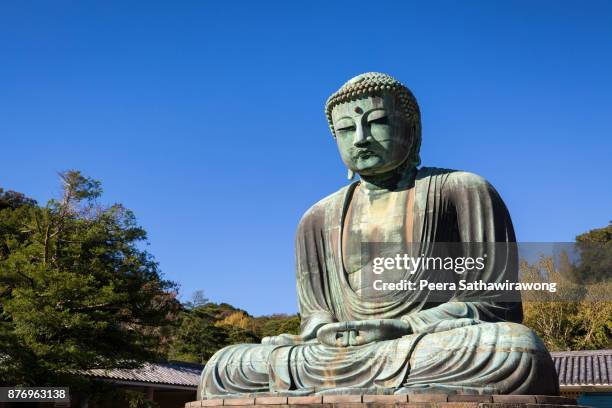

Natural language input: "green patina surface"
[197,73,560,398]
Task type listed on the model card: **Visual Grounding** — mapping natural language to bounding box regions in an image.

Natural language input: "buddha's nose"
[353,124,370,147]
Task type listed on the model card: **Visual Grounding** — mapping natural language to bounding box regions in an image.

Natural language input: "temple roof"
[551,349,612,387]
[83,361,203,388]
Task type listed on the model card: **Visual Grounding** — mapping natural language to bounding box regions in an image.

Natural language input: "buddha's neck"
[359,161,417,192]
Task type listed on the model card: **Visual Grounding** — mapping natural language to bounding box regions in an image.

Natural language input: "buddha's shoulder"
[297,184,354,228]
[417,167,492,190]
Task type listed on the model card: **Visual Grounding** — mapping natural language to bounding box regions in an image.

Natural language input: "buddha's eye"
[369,116,389,125]
[367,110,389,125]
[335,119,356,133]
[336,125,356,133]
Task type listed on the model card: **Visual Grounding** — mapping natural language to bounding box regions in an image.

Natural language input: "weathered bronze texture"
[197,73,560,398]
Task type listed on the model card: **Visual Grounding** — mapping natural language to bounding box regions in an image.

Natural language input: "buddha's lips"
[354,150,375,159]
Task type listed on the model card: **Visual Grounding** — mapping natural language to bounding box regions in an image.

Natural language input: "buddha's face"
[331,92,413,176]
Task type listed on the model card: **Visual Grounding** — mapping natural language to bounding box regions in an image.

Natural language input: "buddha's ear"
[407,121,422,168]
[347,169,355,180]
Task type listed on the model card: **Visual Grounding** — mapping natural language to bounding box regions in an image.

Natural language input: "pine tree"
[0,171,179,391]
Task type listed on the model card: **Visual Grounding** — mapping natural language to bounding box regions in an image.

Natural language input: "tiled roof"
[551,349,612,387]
[84,361,203,387]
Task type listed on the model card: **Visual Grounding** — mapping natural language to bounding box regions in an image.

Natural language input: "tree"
[254,314,301,338]
[522,222,612,351]
[169,305,229,364]
[521,256,583,351]
[0,171,179,393]
[169,303,261,364]
[168,302,300,364]
[572,222,612,284]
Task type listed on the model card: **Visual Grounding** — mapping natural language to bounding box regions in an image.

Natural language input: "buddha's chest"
[342,187,414,294]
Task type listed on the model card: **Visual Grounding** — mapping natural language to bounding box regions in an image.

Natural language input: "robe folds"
[198,167,560,398]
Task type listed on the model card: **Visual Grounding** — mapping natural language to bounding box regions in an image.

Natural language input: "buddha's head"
[326,72,421,177]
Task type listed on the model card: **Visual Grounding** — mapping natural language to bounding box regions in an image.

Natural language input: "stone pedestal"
[185,394,584,408]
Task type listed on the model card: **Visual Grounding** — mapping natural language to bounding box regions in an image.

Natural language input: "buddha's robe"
[198,168,559,398]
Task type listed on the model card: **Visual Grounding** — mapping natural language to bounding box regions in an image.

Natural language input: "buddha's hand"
[316,319,412,347]
[261,320,325,345]
[261,333,303,346]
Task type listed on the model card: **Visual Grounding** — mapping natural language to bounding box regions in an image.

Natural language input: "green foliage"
[522,222,612,351]
[255,314,301,338]
[572,222,612,283]
[169,305,231,363]
[0,171,179,390]
[124,389,160,408]
[169,294,300,364]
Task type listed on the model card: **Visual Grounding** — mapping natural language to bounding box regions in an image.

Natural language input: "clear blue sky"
[1,1,610,315]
